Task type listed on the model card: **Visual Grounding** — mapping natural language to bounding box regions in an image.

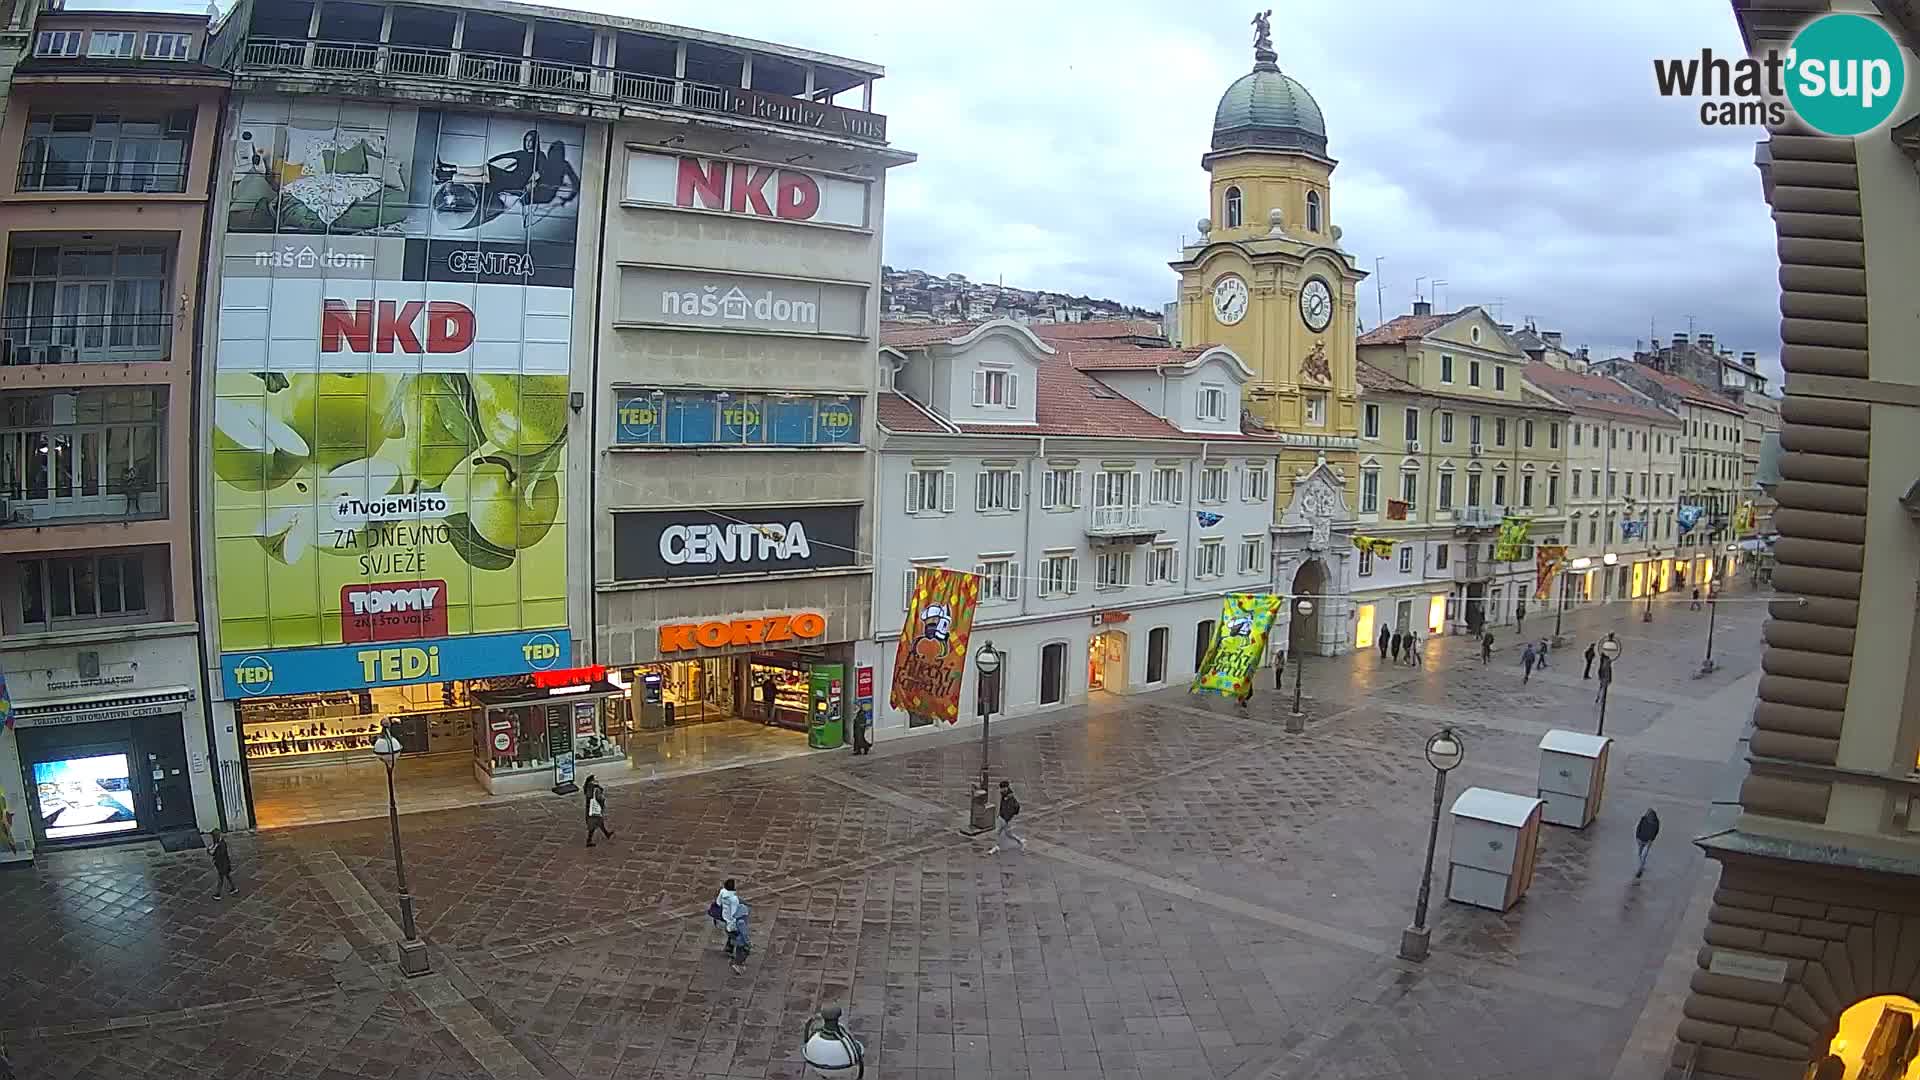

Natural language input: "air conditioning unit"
[1469,442,1484,457]
[1406,439,1422,452]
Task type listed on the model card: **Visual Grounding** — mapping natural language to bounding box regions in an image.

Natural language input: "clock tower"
[1170,11,1368,655]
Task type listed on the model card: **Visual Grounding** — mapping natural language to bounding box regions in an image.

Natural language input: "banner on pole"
[890,567,981,724]
[1493,515,1533,562]
[1534,545,1569,601]
[1191,594,1283,698]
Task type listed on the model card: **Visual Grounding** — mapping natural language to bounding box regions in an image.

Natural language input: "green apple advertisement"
[212,98,580,681]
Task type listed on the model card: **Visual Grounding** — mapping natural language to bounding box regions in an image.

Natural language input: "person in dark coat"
[1690,587,1702,611]
[208,829,236,899]
[1583,642,1597,680]
[989,780,1024,854]
[1403,631,1422,668]
[1272,649,1286,690]
[585,778,613,847]
[1596,649,1615,704]
[1480,630,1495,665]
[1390,629,1404,663]
[1378,628,1392,660]
[1521,642,1537,684]
[1635,808,1661,877]
[1515,602,1526,635]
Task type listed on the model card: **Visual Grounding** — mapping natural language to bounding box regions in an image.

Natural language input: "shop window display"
[239,682,477,767]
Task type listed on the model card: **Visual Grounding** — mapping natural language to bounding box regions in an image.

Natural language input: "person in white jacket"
[713,879,747,970]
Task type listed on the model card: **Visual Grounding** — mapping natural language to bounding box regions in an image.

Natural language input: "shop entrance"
[15,713,192,846]
[1088,630,1128,692]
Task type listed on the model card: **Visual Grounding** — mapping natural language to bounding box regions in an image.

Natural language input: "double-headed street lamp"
[371,722,430,976]
[1287,598,1314,733]
[967,641,1002,833]
[1399,727,1465,962]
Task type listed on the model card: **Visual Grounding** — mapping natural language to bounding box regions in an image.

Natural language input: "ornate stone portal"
[1273,454,1354,656]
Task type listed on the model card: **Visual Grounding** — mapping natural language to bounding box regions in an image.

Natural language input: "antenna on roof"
[1432,280,1448,311]
[1490,297,1506,321]
[1414,276,1427,303]
[1373,256,1385,327]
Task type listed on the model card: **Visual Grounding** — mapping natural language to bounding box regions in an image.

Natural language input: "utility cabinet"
[1446,787,1544,912]
[1537,729,1612,829]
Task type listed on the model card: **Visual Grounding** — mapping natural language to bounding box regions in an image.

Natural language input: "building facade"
[1598,359,1746,584]
[1168,26,1367,656]
[194,0,903,827]
[1352,305,1569,637]
[0,8,226,860]
[1521,362,1684,609]
[1666,4,1920,1078]
[868,321,1279,731]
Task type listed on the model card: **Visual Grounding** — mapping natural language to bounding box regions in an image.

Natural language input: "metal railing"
[0,481,169,527]
[1,313,175,364]
[15,163,188,195]
[1089,504,1145,532]
[236,36,888,143]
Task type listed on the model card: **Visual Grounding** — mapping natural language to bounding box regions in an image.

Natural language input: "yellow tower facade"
[1170,15,1369,655]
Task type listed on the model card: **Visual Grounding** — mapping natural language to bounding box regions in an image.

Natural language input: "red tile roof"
[1028,319,1165,342]
[879,321,983,348]
[1520,363,1681,425]
[1060,345,1208,371]
[1618,364,1742,413]
[1356,361,1419,394]
[875,391,953,434]
[1356,310,1462,346]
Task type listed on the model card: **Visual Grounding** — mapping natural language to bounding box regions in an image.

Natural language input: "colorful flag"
[1534,545,1569,600]
[1196,511,1223,527]
[1191,594,1283,698]
[890,567,982,724]
[1492,515,1533,562]
[1620,519,1645,540]
[1736,501,1756,532]
[1350,535,1395,557]
[1678,505,1705,533]
[1385,499,1409,521]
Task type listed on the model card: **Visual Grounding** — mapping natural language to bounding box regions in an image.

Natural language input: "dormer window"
[87,31,139,58]
[1224,186,1243,229]
[972,366,1018,409]
[34,30,83,57]
[142,32,194,61]
[1197,383,1227,422]
[1306,191,1322,233]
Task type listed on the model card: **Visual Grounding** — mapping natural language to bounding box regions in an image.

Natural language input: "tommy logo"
[340,579,450,643]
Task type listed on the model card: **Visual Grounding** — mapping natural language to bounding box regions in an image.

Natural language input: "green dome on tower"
[1211,16,1327,157]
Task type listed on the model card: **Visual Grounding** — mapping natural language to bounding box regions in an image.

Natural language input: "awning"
[11,686,196,728]
[1738,539,1768,552]
[470,681,623,710]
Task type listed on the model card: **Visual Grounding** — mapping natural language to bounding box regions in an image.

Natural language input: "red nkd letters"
[321,299,476,354]
[675,157,821,221]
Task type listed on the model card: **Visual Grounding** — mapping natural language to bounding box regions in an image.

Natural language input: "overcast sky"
[167,0,1783,379]
[588,0,1780,378]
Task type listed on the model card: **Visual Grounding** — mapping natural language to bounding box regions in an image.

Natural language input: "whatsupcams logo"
[1654,13,1907,135]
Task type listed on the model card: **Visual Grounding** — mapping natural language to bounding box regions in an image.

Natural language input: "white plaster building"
[863,321,1281,734]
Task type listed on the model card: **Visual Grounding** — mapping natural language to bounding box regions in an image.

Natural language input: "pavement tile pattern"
[1,588,1768,1079]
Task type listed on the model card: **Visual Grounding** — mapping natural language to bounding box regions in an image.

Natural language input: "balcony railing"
[15,163,188,195]
[0,481,168,528]
[1088,504,1155,539]
[236,37,890,144]
[1,313,174,365]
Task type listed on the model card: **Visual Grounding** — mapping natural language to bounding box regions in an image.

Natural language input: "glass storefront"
[238,681,479,769]
[621,650,837,734]
[472,680,625,782]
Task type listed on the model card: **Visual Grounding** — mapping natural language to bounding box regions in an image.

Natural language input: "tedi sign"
[613,504,860,581]
[624,151,871,229]
[1654,13,1907,135]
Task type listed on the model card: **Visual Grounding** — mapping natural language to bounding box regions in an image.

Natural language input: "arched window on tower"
[1306,191,1323,233]
[1224,186,1243,228]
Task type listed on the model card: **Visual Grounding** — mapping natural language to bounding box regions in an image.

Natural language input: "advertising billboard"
[611,504,860,582]
[211,98,581,691]
[616,267,867,337]
[623,151,871,228]
[613,391,860,447]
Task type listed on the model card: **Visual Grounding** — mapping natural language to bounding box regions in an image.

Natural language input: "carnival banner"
[1736,501,1756,533]
[890,567,982,724]
[1678,505,1705,533]
[1620,519,1646,540]
[1351,535,1395,557]
[1534,545,1569,601]
[1493,515,1533,562]
[1191,593,1283,698]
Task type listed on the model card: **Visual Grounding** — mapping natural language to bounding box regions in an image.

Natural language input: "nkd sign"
[624,151,870,229]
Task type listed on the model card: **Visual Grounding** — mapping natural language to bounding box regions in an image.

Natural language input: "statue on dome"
[1252,10,1274,53]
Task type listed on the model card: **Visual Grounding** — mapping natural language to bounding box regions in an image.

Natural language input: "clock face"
[1300,277,1334,332]
[1212,275,1249,326]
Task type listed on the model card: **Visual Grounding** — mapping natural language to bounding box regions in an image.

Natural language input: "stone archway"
[1289,558,1328,656]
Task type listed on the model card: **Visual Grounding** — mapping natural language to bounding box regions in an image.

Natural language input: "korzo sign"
[624,151,870,229]
[613,504,860,581]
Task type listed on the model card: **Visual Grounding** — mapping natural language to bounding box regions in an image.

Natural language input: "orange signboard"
[659,612,827,653]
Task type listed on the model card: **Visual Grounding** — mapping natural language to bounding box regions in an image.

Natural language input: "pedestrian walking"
[1404,631,1422,668]
[712,878,749,969]
[1236,677,1253,711]
[207,829,237,899]
[1690,587,1702,611]
[1515,602,1526,636]
[1378,628,1392,660]
[1480,630,1494,665]
[728,899,752,973]
[1536,638,1551,669]
[1635,808,1661,877]
[1390,628,1404,663]
[1272,649,1286,690]
[1521,642,1537,684]
[585,777,613,847]
[1583,642,1597,680]
[989,780,1025,854]
[849,707,872,755]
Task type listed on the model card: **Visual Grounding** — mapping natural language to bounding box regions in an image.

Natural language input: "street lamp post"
[371,723,430,976]
[1596,636,1622,737]
[1287,599,1315,733]
[1399,727,1465,962]
[967,642,1001,833]
[801,1006,865,1078]
[1700,579,1720,676]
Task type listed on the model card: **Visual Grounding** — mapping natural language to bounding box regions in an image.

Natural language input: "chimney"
[1698,332,1714,350]
[1543,331,1562,347]
[1672,333,1688,348]
[1499,323,1515,332]
[1578,346,1590,360]
[1412,300,1432,316]
[1740,350,1757,365]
